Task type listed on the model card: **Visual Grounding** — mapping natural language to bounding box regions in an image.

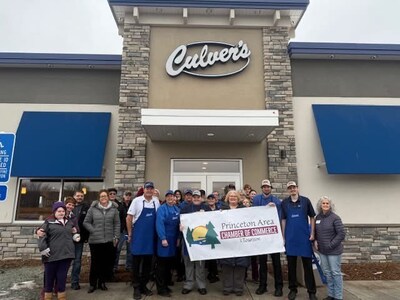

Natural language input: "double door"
[172,174,241,196]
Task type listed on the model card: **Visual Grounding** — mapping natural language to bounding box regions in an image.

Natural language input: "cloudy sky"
[0,0,398,54]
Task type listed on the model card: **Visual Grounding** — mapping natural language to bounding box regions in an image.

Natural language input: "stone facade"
[262,27,297,197]
[1,224,399,263]
[114,24,150,192]
[342,226,400,263]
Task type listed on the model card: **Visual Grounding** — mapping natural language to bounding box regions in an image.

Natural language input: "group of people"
[36,179,345,300]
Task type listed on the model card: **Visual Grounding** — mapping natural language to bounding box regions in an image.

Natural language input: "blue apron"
[131,200,156,255]
[284,198,313,257]
[157,205,180,257]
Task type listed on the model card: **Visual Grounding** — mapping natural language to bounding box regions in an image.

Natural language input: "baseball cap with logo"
[165,189,174,196]
[192,190,201,196]
[286,181,297,188]
[261,179,272,187]
[144,181,155,189]
[184,189,193,195]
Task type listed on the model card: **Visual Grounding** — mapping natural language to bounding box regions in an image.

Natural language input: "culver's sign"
[166,40,251,78]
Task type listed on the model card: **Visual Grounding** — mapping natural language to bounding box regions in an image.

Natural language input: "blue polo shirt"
[252,193,282,220]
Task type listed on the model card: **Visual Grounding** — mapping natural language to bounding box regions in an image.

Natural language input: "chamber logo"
[186,222,221,249]
[166,40,251,78]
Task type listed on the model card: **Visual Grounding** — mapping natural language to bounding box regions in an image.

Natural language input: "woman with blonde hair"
[314,196,345,300]
[219,190,250,296]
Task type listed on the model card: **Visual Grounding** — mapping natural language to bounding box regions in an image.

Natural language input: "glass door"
[172,175,206,192]
[206,175,241,197]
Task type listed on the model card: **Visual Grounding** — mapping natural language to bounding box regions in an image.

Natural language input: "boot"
[44,292,53,300]
[57,291,66,300]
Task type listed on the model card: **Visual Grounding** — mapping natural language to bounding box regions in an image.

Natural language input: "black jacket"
[73,202,90,242]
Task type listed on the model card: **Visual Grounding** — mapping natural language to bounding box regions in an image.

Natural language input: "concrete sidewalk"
[66,279,400,300]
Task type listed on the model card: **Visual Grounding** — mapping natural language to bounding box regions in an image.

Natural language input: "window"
[15,179,104,221]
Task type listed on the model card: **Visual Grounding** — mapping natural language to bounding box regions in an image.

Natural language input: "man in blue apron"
[126,181,160,300]
[252,179,284,297]
[281,181,317,300]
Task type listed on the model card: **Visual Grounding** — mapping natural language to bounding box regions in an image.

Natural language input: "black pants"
[173,243,185,278]
[156,256,173,293]
[89,242,115,287]
[287,255,316,294]
[259,253,283,290]
[207,259,219,279]
[132,255,153,289]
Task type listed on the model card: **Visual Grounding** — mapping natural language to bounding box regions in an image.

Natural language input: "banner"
[180,206,285,261]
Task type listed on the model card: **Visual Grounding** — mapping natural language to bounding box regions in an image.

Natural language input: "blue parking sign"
[0,133,16,183]
[0,185,7,201]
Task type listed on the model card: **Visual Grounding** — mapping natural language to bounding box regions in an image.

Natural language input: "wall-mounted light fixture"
[21,187,27,194]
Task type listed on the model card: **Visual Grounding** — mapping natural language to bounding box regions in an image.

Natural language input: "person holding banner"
[180,190,210,295]
[282,181,317,300]
[219,190,250,296]
[126,181,160,300]
[314,196,345,300]
[155,189,180,297]
[252,179,284,297]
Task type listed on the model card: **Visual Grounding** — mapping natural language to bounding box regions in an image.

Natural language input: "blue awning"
[312,105,400,174]
[11,112,111,178]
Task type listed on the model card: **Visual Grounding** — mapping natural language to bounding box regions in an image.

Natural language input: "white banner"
[180,206,285,261]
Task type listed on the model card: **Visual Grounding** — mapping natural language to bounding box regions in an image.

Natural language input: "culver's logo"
[166,40,251,78]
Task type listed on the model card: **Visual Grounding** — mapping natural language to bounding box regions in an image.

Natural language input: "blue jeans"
[114,231,132,270]
[319,254,343,300]
[71,242,84,285]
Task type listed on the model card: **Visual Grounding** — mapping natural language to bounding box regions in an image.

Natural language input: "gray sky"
[0,0,399,54]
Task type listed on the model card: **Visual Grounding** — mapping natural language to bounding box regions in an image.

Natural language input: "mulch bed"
[1,259,400,281]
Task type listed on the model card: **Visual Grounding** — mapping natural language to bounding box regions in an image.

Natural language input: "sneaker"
[223,290,231,296]
[71,283,81,290]
[255,286,267,295]
[288,290,297,300]
[309,294,318,300]
[274,288,283,297]
[140,286,153,296]
[235,291,243,296]
[133,288,142,300]
[181,288,191,294]
[323,297,334,300]
[198,288,207,295]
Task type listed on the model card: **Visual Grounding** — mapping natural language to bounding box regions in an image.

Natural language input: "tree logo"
[186,221,221,249]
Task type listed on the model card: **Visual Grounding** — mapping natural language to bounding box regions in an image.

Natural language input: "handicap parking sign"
[0,133,16,183]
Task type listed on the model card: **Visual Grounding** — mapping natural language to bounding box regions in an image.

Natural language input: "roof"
[0,53,122,69]
[288,42,400,61]
[108,0,309,10]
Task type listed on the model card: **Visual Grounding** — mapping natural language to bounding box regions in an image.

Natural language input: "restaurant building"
[0,0,399,263]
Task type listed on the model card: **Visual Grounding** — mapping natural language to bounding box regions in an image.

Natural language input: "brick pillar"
[262,27,297,198]
[114,24,150,191]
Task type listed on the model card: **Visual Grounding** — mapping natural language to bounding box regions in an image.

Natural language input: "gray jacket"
[315,211,345,255]
[38,217,75,263]
[83,200,120,244]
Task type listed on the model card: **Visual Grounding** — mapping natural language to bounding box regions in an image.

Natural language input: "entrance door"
[172,174,240,195]
[171,159,242,195]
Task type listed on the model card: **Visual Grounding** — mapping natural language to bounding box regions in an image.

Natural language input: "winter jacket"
[315,211,345,255]
[83,200,120,244]
[218,203,251,268]
[38,217,75,263]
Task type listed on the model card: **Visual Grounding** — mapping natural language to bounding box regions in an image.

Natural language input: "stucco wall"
[293,97,400,224]
[0,103,119,224]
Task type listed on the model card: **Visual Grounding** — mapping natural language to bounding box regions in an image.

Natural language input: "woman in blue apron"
[282,181,317,300]
[155,190,180,297]
[126,181,160,300]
